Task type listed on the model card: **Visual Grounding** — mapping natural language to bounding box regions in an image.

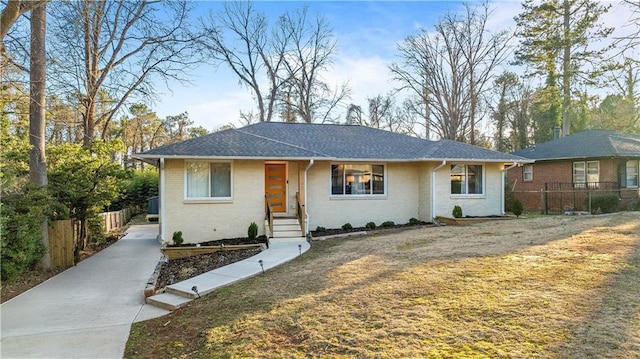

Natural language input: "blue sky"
[152,1,634,132]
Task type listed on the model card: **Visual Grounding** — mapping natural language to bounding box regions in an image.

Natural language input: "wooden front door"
[265,163,286,212]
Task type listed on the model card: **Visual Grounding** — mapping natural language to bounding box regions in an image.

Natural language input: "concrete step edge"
[146,293,192,311]
[165,286,198,299]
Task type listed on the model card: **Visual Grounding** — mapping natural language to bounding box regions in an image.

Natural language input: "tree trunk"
[422,85,430,139]
[469,71,476,145]
[562,0,571,137]
[29,3,51,269]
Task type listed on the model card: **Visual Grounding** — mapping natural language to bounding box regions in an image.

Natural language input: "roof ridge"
[234,128,333,158]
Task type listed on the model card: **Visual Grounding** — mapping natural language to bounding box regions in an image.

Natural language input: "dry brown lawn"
[126,213,640,358]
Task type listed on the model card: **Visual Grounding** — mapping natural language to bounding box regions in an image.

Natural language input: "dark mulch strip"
[167,236,269,247]
[311,221,433,237]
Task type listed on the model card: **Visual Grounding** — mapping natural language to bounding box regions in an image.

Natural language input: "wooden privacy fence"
[99,207,134,232]
[48,219,79,268]
[48,207,136,268]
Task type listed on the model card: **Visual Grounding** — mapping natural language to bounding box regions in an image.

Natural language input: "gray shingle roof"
[137,122,528,162]
[511,130,640,160]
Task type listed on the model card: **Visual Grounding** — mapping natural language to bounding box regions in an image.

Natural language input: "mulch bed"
[155,236,268,291]
[311,221,433,237]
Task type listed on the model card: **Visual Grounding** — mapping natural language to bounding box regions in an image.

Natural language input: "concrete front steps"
[272,217,303,238]
[146,292,192,311]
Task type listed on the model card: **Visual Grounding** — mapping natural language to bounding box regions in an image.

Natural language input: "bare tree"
[201,1,289,123]
[491,72,534,152]
[0,0,45,47]
[449,3,511,144]
[391,3,510,142]
[280,7,350,123]
[391,20,470,141]
[47,1,201,146]
[201,3,348,124]
[345,103,363,125]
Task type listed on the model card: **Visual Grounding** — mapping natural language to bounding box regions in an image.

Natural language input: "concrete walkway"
[0,224,169,359]
[147,237,311,310]
[1,225,312,358]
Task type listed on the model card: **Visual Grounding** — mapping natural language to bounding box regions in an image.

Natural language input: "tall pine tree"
[515,0,613,138]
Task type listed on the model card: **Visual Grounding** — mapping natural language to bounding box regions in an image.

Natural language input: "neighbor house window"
[627,160,639,188]
[450,164,483,195]
[186,161,232,199]
[523,164,533,182]
[573,161,599,188]
[331,164,385,196]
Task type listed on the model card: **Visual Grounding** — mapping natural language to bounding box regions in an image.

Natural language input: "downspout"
[159,158,166,244]
[431,160,447,221]
[303,159,315,237]
[501,162,519,215]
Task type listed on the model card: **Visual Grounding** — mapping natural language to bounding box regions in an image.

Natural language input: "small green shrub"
[587,194,620,214]
[342,223,353,230]
[172,231,184,246]
[512,199,524,217]
[365,222,376,230]
[315,226,326,232]
[248,222,258,240]
[381,221,395,228]
[409,217,419,225]
[452,205,463,218]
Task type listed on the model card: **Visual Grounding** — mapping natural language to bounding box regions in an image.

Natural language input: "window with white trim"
[450,164,483,195]
[573,161,599,187]
[523,164,533,182]
[627,160,639,188]
[185,161,232,199]
[331,164,385,196]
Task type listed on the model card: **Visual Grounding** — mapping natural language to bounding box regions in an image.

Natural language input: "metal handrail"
[265,194,274,237]
[296,192,305,237]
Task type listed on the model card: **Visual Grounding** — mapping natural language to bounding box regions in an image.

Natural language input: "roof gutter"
[159,158,166,243]
[431,160,447,221]
[501,162,519,215]
[303,159,315,237]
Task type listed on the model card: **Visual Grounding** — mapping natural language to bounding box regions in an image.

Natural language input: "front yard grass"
[125,213,640,358]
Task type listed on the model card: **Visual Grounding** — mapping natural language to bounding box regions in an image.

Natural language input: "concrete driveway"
[1,224,170,359]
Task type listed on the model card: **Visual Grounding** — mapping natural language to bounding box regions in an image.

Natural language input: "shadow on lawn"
[553,221,640,358]
[125,214,640,358]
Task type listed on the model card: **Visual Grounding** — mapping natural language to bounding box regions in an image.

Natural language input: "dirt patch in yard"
[126,213,640,358]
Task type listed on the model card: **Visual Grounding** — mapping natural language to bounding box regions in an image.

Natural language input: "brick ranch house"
[135,122,530,244]
[508,130,640,213]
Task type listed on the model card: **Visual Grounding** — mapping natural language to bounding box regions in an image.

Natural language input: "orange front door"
[265,163,286,212]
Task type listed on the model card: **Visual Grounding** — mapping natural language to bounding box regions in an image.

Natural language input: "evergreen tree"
[515,0,613,137]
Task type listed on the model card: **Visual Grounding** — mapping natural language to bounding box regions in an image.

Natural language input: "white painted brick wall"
[434,162,504,217]
[163,159,265,244]
[306,161,420,230]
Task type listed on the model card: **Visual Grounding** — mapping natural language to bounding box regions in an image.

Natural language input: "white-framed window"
[450,164,483,195]
[185,161,232,199]
[331,164,385,196]
[627,160,639,188]
[573,161,599,188]
[523,164,533,182]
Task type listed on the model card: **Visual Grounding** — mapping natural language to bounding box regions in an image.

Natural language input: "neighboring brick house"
[509,130,640,213]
